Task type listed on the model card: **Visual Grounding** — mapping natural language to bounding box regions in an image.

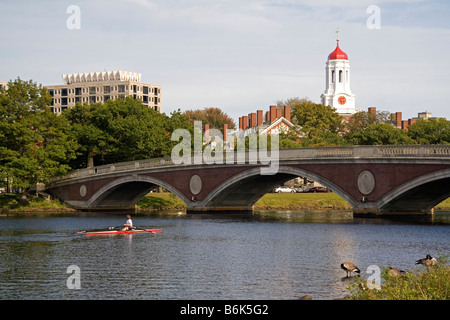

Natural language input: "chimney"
[250,112,257,127]
[239,117,242,130]
[265,111,269,122]
[401,120,408,131]
[204,123,210,141]
[223,123,228,142]
[368,107,376,115]
[284,106,291,122]
[395,112,402,128]
[257,110,263,126]
[270,105,277,123]
[242,115,248,130]
[276,108,282,119]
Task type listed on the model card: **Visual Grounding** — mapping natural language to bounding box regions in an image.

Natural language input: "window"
[104,86,110,94]
[75,87,82,96]
[61,88,68,96]
[89,87,96,94]
[339,70,342,83]
[89,96,96,103]
[104,95,110,102]
[143,86,148,94]
[118,85,125,93]
[75,97,81,103]
[61,97,68,105]
[331,71,335,83]
[48,89,54,96]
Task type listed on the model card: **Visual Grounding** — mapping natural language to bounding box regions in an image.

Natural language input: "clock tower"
[320,31,356,115]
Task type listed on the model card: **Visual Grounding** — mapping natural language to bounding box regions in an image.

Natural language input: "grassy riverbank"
[136,192,450,212]
[0,193,75,213]
[1,192,450,213]
[135,192,353,211]
[347,254,449,300]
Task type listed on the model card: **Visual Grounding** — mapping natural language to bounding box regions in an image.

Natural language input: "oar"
[77,226,120,234]
[133,226,163,233]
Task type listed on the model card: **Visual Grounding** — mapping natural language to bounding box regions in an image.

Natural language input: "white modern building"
[0,80,8,91]
[320,35,357,117]
[45,71,161,115]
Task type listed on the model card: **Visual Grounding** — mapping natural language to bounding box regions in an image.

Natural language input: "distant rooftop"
[61,70,142,85]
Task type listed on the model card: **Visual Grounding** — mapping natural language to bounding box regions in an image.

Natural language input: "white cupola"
[320,31,356,115]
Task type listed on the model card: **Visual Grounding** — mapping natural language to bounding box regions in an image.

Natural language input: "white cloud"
[126,0,157,9]
[0,0,449,121]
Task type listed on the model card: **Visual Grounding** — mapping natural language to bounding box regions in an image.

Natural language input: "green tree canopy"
[277,97,345,146]
[279,98,343,137]
[183,107,236,132]
[63,97,193,168]
[344,109,392,140]
[349,122,416,145]
[0,78,77,191]
[407,118,450,144]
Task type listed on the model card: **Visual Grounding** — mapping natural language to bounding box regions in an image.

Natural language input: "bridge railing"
[378,145,450,157]
[48,145,450,184]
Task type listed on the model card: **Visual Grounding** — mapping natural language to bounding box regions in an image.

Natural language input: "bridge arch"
[194,166,358,211]
[375,168,450,213]
[88,175,190,209]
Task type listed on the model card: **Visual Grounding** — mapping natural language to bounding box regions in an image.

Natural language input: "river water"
[0,210,449,300]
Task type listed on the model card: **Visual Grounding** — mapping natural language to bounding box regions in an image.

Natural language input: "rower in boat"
[122,214,133,231]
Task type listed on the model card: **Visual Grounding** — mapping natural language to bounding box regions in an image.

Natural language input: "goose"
[388,267,405,277]
[415,254,437,267]
[341,262,360,277]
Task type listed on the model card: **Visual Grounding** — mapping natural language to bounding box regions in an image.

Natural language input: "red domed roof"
[328,41,348,60]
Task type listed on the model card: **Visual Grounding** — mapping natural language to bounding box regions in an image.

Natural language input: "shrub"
[347,255,449,300]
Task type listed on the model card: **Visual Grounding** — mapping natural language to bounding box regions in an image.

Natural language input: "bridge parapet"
[378,145,450,157]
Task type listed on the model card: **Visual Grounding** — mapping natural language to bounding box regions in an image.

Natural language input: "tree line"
[276,97,450,148]
[1,78,449,193]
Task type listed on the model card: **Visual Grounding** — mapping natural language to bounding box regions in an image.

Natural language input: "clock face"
[338,96,346,105]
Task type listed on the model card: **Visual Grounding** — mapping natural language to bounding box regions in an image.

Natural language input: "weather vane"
[336,27,340,43]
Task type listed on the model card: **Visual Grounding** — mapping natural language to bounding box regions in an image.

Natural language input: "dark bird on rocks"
[415,254,437,267]
[388,267,405,277]
[341,262,360,277]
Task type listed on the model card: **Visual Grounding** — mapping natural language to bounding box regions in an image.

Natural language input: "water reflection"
[252,210,450,225]
[0,211,449,300]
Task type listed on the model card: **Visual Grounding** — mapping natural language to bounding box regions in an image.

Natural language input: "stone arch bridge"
[45,145,450,216]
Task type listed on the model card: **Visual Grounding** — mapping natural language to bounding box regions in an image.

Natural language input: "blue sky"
[1,0,449,123]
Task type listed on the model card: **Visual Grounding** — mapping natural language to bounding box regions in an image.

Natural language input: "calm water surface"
[0,211,449,300]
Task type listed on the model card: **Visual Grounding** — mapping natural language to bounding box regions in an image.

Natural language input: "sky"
[1,0,449,124]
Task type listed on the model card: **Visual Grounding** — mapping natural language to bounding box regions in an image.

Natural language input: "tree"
[63,97,193,168]
[349,123,416,145]
[344,109,392,140]
[278,97,344,143]
[407,118,450,144]
[183,107,236,132]
[0,78,77,192]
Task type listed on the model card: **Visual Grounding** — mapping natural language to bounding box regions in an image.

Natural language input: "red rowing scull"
[77,228,163,236]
